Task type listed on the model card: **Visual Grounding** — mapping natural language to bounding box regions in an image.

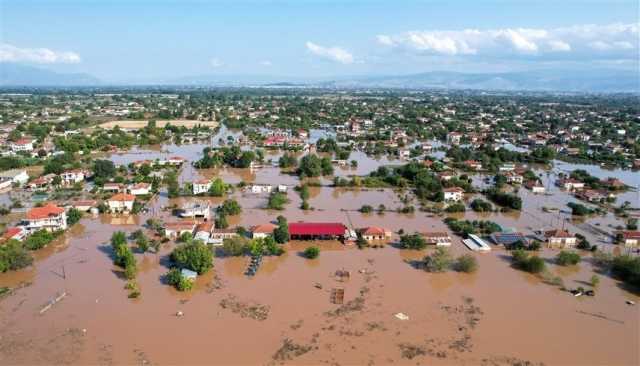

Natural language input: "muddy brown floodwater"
[1,142,639,366]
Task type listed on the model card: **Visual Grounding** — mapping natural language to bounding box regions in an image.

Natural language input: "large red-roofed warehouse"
[288,222,347,240]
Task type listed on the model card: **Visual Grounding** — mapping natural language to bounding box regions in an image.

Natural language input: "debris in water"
[39,291,67,314]
[176,311,184,317]
[394,312,409,321]
[626,300,635,305]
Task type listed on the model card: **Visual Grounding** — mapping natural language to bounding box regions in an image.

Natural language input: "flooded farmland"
[1,140,639,366]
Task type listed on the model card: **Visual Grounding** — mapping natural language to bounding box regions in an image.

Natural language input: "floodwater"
[1,140,639,366]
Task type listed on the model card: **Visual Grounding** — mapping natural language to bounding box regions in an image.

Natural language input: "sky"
[1,0,638,82]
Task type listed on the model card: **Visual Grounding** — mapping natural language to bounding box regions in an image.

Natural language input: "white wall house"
[128,183,151,196]
[0,169,29,186]
[23,203,68,232]
[443,187,464,202]
[10,138,34,152]
[193,180,211,195]
[107,193,135,213]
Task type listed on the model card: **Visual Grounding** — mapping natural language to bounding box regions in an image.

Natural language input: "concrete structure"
[163,221,197,238]
[288,222,347,241]
[619,231,640,247]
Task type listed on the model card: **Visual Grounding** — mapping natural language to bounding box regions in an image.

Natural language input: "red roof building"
[26,203,65,220]
[289,222,347,240]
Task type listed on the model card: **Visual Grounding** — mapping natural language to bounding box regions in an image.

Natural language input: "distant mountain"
[0,63,101,86]
[1,63,637,92]
[319,70,640,93]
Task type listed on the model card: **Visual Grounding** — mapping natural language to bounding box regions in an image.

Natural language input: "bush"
[359,205,373,213]
[0,240,33,272]
[611,255,640,287]
[24,229,58,250]
[220,236,248,257]
[273,216,289,244]
[165,268,193,291]
[303,246,320,259]
[567,202,595,216]
[445,202,466,213]
[556,251,581,266]
[484,188,522,210]
[217,199,242,216]
[423,247,453,272]
[399,233,427,250]
[67,208,83,226]
[454,254,478,273]
[511,249,546,273]
[267,192,289,210]
[170,241,213,274]
[470,199,493,212]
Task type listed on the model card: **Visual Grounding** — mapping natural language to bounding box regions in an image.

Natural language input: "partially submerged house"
[179,202,211,221]
[544,229,577,249]
[358,226,391,241]
[619,231,640,247]
[164,221,197,239]
[250,223,277,239]
[288,222,348,241]
[106,193,136,213]
[490,232,529,249]
[22,203,68,233]
[422,232,452,246]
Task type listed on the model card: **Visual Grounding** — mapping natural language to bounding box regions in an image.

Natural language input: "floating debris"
[394,312,409,321]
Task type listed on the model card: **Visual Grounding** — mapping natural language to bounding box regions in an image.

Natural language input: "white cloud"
[548,40,571,52]
[0,43,81,64]
[260,60,272,66]
[377,23,638,58]
[209,58,224,68]
[305,41,354,64]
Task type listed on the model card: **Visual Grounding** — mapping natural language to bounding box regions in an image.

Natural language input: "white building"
[443,187,464,202]
[10,138,35,152]
[0,169,29,186]
[128,183,151,196]
[23,203,68,233]
[106,193,135,213]
[60,169,88,186]
[193,179,212,195]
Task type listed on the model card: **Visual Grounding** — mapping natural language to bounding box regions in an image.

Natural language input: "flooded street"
[1,141,638,366]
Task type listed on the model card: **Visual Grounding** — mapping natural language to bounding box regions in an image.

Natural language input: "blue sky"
[1,0,638,82]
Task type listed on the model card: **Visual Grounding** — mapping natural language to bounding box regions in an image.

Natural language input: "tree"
[222,236,249,256]
[267,192,289,210]
[399,233,427,250]
[93,159,116,179]
[278,153,298,169]
[359,205,373,213]
[556,251,581,266]
[208,178,227,197]
[423,247,453,272]
[454,254,478,273]
[303,246,320,259]
[511,249,546,273]
[166,268,193,291]
[470,199,493,212]
[170,241,214,274]
[217,199,241,216]
[67,208,82,226]
[136,235,149,252]
[273,216,289,244]
[0,240,33,272]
